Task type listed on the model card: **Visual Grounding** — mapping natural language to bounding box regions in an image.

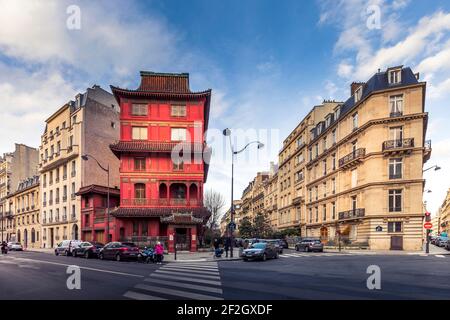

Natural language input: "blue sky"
[1,0,450,215]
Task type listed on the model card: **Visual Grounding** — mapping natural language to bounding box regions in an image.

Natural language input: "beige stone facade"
[0,144,39,242]
[6,176,41,249]
[39,85,119,248]
[236,66,429,251]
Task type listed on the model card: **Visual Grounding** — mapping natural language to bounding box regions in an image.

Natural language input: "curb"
[166,258,242,263]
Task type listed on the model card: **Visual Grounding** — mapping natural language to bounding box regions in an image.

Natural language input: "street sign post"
[424,222,432,229]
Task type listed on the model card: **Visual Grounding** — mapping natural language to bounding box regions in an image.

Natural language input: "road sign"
[424,222,433,229]
[228,222,236,231]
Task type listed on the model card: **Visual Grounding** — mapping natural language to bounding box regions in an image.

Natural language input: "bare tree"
[204,189,226,230]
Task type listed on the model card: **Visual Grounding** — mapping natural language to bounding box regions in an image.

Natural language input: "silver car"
[7,242,23,251]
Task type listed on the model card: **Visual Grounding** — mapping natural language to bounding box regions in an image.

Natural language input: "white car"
[7,242,23,251]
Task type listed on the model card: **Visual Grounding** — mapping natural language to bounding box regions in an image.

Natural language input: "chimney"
[351,82,365,96]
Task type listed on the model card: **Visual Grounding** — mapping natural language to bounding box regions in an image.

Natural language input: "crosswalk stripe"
[144,278,223,294]
[135,283,223,300]
[160,267,220,275]
[155,269,220,280]
[151,273,222,286]
[167,263,218,268]
[162,265,219,271]
[435,255,445,258]
[123,290,167,300]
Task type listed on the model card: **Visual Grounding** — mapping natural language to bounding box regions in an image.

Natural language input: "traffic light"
[425,211,431,222]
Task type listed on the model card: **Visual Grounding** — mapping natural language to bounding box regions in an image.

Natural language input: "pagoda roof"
[76,184,120,196]
[110,207,210,220]
[110,141,206,156]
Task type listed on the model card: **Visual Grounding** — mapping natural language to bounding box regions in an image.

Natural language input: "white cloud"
[337,62,354,78]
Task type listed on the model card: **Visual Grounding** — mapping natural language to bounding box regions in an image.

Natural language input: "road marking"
[151,273,222,286]
[435,255,445,258]
[161,266,219,272]
[161,267,219,275]
[135,283,223,300]
[168,263,218,267]
[144,278,223,294]
[155,269,220,280]
[9,257,144,278]
[123,291,167,300]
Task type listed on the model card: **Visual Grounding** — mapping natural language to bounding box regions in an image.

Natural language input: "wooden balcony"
[382,138,414,156]
[120,198,202,207]
[338,208,365,221]
[339,148,365,169]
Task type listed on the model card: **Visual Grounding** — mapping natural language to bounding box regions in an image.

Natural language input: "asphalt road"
[0,249,449,300]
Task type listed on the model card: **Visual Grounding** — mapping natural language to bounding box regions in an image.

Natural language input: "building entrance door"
[175,228,191,251]
[50,228,54,248]
[320,227,328,241]
[390,236,403,250]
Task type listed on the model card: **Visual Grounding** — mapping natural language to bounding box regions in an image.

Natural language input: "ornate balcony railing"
[121,198,203,207]
[338,208,365,221]
[339,148,366,168]
[382,138,414,151]
[390,111,403,117]
[292,196,303,205]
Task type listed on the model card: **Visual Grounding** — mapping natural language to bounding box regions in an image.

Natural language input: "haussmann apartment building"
[39,85,120,248]
[238,66,430,251]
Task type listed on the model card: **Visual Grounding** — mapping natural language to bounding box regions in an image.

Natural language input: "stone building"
[0,144,39,242]
[39,85,120,248]
[6,176,41,249]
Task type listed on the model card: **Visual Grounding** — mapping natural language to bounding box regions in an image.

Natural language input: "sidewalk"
[321,243,450,255]
[164,248,242,263]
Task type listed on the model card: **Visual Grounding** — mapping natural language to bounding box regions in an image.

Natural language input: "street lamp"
[81,154,111,243]
[423,165,441,173]
[223,128,264,257]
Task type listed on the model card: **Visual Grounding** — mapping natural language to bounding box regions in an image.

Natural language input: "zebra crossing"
[123,261,223,300]
[279,251,378,258]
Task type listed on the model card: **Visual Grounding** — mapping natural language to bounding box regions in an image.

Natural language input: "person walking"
[224,237,231,258]
[154,241,164,264]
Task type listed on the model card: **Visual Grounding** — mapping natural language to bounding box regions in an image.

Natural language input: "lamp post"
[81,154,110,243]
[223,128,264,258]
[423,165,441,173]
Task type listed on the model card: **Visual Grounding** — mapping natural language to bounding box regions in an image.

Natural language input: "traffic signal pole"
[426,229,430,254]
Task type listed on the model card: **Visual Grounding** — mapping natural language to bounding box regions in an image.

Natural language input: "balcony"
[390,111,403,118]
[382,138,414,156]
[71,194,76,200]
[71,171,76,178]
[63,174,67,180]
[43,201,47,207]
[120,198,203,207]
[63,196,67,202]
[62,215,67,222]
[338,208,365,221]
[71,214,77,221]
[424,140,432,162]
[55,198,60,204]
[339,148,365,169]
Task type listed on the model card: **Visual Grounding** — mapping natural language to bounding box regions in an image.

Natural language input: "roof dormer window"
[334,106,340,120]
[388,68,402,85]
[354,86,363,103]
[325,114,332,128]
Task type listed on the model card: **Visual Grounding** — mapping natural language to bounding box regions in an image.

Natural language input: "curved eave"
[110,86,212,131]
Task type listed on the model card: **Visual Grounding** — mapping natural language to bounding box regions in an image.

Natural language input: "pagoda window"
[170,183,187,199]
[132,127,148,140]
[134,158,146,171]
[134,183,146,199]
[171,128,187,141]
[131,103,148,116]
[173,160,184,171]
[171,105,187,117]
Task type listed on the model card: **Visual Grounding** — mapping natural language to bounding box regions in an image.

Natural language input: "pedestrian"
[154,241,164,264]
[224,237,231,257]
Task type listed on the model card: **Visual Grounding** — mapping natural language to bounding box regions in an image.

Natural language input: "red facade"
[109,72,211,252]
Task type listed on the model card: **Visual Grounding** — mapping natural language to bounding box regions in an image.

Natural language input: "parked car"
[54,240,83,256]
[260,239,283,254]
[241,242,279,261]
[7,242,23,251]
[445,240,450,251]
[430,236,438,244]
[436,237,449,247]
[295,239,324,252]
[431,236,441,245]
[98,242,140,261]
[278,239,289,249]
[72,241,104,258]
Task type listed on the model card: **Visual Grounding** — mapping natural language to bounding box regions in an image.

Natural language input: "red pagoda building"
[109,72,211,252]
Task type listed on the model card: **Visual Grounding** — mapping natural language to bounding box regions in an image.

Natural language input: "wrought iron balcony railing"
[339,148,366,168]
[390,111,403,117]
[338,208,365,221]
[382,138,414,151]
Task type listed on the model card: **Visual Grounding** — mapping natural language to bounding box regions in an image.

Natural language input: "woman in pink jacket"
[155,242,164,264]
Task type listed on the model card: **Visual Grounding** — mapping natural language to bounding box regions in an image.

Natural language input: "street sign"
[424,222,433,229]
[228,222,236,231]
